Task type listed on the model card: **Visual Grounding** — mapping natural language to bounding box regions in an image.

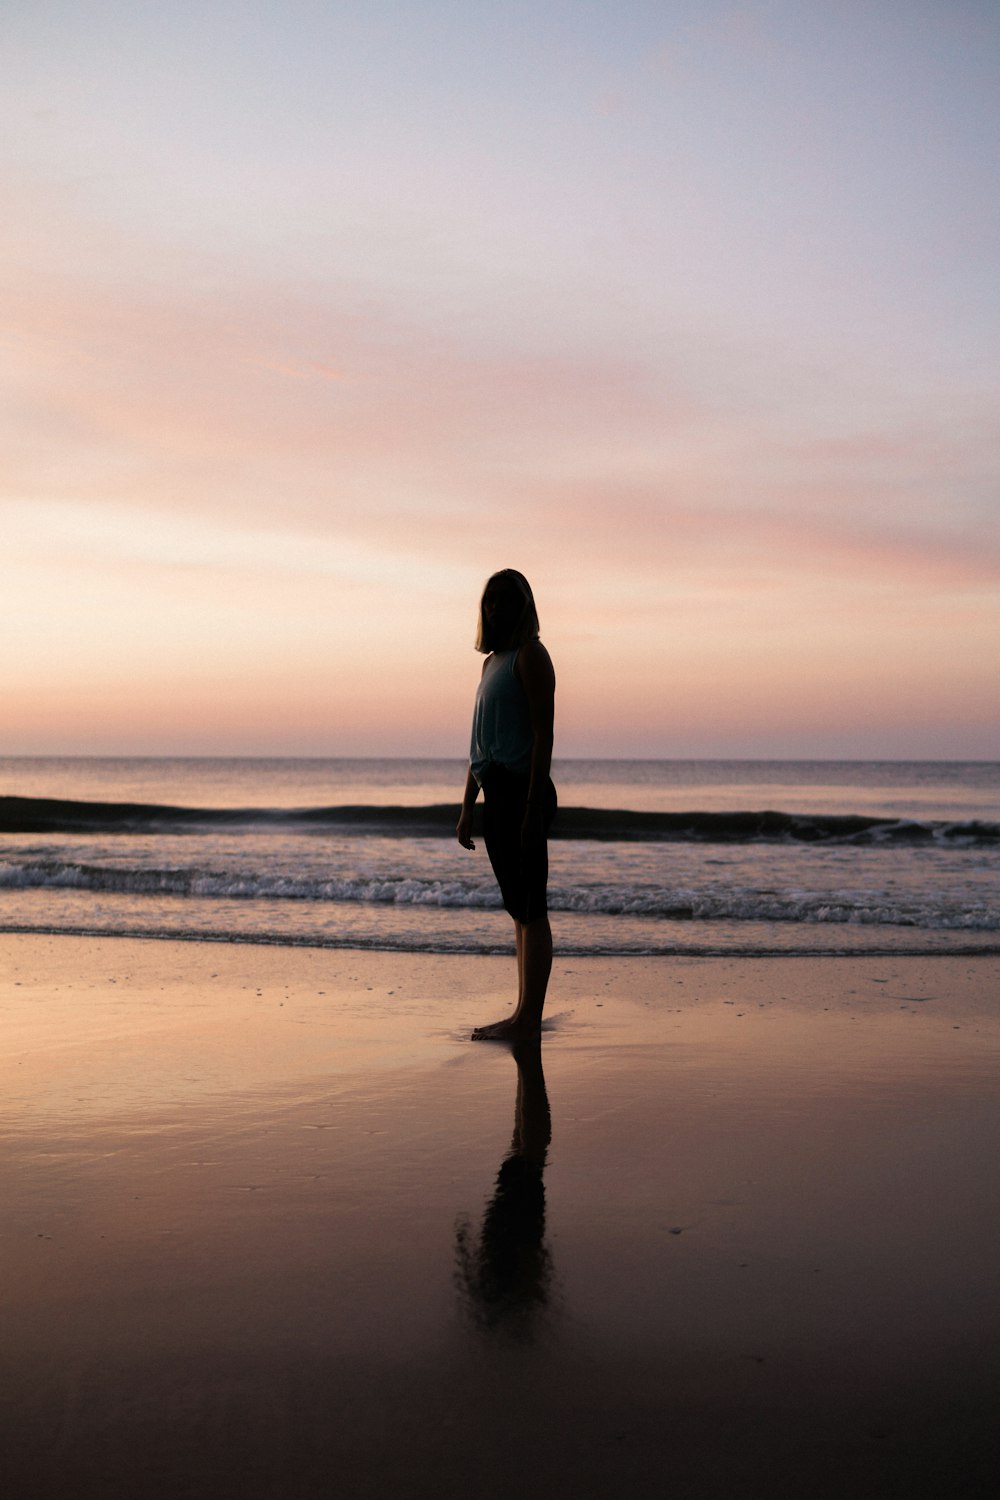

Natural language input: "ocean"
[1,758,997,957]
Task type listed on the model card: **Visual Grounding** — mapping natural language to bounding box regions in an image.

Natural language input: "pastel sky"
[4,0,998,758]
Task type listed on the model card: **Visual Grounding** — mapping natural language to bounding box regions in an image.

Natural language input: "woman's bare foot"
[471,1014,541,1042]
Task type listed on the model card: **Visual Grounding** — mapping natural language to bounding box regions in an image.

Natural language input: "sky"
[3,0,998,759]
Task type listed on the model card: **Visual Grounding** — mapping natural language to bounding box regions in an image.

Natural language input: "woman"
[457,570,557,1040]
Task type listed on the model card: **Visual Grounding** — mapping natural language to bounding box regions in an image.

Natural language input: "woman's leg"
[473,915,551,1040]
[474,771,555,1040]
[517,915,552,1030]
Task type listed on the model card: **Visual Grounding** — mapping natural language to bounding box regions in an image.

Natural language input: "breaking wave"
[2,795,997,846]
[1,857,996,932]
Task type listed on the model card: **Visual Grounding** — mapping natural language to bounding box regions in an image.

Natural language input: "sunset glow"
[4,0,998,758]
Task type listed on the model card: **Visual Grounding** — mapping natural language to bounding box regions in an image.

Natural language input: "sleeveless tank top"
[469,649,533,783]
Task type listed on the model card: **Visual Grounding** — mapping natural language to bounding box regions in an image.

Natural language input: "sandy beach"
[2,933,998,1498]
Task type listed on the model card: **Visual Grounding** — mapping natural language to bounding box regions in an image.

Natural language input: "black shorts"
[481,766,557,924]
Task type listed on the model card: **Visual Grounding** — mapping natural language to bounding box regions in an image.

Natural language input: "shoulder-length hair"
[475,569,541,654]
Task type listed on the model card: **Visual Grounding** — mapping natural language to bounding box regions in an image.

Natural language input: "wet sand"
[2,934,999,1498]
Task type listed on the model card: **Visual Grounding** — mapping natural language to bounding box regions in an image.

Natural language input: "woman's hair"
[475,569,541,653]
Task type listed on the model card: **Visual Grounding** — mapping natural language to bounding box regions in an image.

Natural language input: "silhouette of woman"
[456,570,557,1041]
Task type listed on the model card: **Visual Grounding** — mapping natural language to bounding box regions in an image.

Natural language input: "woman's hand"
[457,808,476,850]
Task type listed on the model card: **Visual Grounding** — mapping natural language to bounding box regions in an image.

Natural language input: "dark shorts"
[481,766,557,924]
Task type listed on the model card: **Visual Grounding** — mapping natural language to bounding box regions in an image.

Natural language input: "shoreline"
[2,922,996,960]
[3,934,999,1497]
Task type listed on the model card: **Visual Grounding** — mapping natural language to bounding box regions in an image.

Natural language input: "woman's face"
[482,578,525,643]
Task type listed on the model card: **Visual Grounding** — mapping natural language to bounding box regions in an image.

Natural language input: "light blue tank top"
[469,649,533,783]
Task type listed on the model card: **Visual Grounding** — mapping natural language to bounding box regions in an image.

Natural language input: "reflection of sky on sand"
[0,939,453,1125]
[549,1019,1000,1361]
[3,940,1000,1495]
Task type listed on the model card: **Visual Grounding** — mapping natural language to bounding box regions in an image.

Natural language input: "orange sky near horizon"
[4,1,998,759]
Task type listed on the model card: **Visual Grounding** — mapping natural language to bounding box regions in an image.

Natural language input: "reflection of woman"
[457,570,556,1041]
[454,1041,553,1337]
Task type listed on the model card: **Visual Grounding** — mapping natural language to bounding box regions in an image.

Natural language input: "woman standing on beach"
[457,570,557,1041]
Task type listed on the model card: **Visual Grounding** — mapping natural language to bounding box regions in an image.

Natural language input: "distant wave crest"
[2,795,997,846]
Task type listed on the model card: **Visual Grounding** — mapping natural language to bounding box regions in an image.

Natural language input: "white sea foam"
[0,858,996,932]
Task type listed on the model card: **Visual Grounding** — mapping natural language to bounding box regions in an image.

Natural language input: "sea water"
[0,758,997,957]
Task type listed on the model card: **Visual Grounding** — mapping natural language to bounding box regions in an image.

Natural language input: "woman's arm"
[457,767,480,850]
[457,655,491,850]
